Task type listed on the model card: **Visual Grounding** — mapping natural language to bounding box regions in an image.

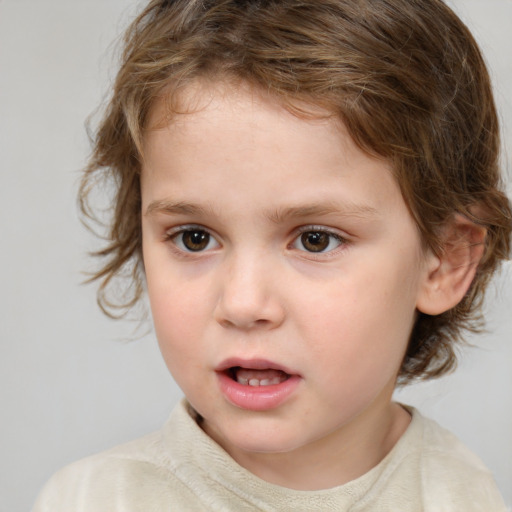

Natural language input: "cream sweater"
[33,400,506,511]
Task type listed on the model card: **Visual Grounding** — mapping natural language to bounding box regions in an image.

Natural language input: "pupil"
[183,230,209,251]
[302,232,329,252]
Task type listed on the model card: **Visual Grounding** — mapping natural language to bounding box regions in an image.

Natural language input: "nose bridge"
[215,246,283,330]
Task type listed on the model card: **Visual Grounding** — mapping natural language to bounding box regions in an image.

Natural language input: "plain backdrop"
[0,1,511,510]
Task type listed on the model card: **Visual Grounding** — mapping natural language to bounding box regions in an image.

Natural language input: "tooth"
[233,368,291,386]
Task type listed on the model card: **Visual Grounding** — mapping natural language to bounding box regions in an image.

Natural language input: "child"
[34,0,511,510]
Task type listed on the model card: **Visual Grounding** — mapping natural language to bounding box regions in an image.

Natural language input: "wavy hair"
[80,0,511,383]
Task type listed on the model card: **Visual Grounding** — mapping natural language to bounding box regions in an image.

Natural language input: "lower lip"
[217,372,301,411]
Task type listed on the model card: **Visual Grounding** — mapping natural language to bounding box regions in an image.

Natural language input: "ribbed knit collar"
[161,399,422,511]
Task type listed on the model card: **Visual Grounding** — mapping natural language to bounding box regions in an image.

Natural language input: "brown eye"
[300,231,330,252]
[180,230,212,251]
[169,226,220,254]
[293,230,344,254]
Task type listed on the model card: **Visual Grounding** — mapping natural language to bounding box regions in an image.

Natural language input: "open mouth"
[226,367,290,387]
[216,360,300,410]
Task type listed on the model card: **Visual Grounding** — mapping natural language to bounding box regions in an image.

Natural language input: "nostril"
[217,318,236,329]
[216,316,273,330]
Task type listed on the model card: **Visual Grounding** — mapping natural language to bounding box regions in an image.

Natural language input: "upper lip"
[215,357,299,376]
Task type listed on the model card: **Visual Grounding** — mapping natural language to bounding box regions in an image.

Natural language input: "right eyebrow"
[145,199,215,217]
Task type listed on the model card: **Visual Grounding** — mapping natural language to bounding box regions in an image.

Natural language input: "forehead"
[143,80,404,203]
[146,78,340,139]
[144,79,383,174]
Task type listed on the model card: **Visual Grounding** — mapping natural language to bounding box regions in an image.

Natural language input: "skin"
[140,81,443,490]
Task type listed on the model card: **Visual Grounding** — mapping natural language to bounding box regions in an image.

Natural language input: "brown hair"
[80,0,511,383]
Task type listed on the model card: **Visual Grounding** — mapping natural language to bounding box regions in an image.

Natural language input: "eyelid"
[164,223,211,238]
[294,224,346,236]
[294,225,349,242]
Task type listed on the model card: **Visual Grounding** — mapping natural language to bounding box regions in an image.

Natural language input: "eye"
[170,228,220,252]
[292,229,345,253]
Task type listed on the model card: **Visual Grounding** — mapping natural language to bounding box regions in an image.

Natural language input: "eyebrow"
[145,200,216,217]
[145,199,379,221]
[265,202,379,224]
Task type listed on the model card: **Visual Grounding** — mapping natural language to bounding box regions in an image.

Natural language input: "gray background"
[0,1,510,510]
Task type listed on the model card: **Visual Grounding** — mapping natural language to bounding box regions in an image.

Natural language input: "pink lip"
[215,358,298,375]
[215,358,302,412]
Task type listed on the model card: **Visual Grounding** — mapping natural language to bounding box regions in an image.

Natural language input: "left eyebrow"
[265,202,379,224]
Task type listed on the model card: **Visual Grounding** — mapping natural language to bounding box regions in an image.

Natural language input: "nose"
[213,251,285,331]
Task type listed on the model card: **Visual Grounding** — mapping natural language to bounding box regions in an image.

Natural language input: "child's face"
[141,82,431,471]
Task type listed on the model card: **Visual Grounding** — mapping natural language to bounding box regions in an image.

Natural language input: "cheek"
[296,263,418,385]
[147,274,209,355]
[148,282,213,396]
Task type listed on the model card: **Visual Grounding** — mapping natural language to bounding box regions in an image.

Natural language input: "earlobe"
[416,214,487,316]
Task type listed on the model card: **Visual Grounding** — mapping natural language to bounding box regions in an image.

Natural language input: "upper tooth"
[237,376,283,386]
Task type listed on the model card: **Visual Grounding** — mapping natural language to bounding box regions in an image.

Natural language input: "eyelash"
[291,226,348,256]
[164,225,219,255]
[163,225,348,257]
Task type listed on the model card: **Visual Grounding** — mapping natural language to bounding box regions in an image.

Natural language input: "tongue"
[235,368,288,382]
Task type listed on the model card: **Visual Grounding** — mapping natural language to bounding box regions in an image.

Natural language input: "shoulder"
[405,408,507,511]
[32,411,209,512]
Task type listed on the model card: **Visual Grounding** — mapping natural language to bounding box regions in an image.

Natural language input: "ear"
[416,214,487,316]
